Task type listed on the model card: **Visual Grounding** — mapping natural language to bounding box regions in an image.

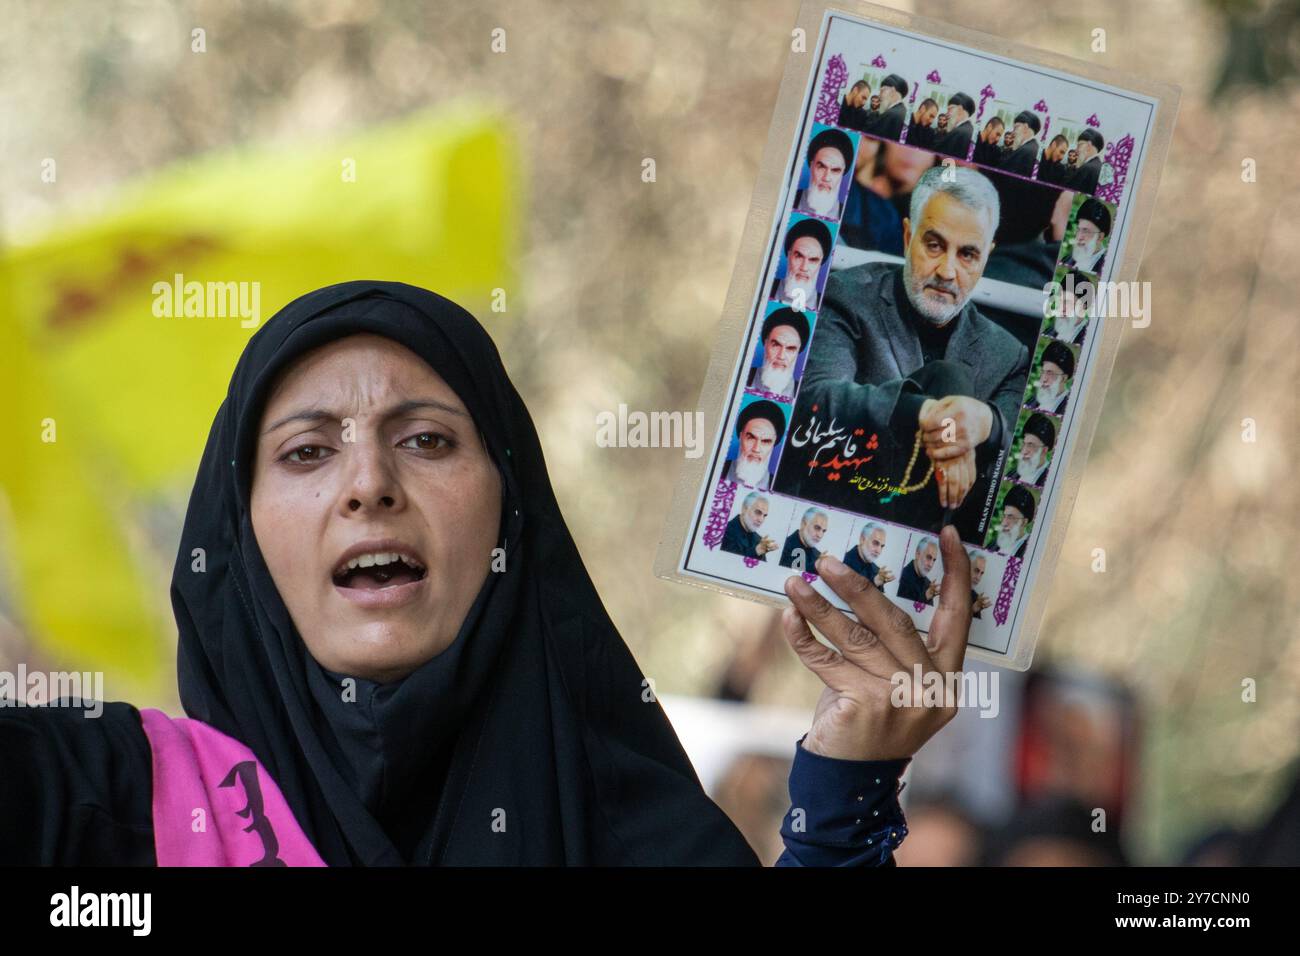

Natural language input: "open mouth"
[331,550,428,591]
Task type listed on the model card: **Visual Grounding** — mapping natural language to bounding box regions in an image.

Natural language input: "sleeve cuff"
[778,735,911,865]
[889,390,928,441]
[983,401,1003,449]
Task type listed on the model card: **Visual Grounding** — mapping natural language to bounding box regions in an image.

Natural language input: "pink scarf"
[140,708,326,866]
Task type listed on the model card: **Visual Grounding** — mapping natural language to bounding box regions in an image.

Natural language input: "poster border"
[653,0,1181,671]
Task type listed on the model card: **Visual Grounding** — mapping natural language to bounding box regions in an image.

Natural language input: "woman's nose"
[347,494,394,512]
[340,444,404,514]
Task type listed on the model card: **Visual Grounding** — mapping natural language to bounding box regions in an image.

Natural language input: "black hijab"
[171,281,760,866]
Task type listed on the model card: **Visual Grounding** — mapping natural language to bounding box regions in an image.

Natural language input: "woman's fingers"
[783,574,903,680]
[928,525,974,674]
[780,605,859,693]
[811,555,932,670]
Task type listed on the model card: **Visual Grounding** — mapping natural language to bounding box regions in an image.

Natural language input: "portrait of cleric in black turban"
[999,109,1043,177]
[721,397,789,492]
[769,215,834,312]
[914,91,977,160]
[1003,410,1058,488]
[986,481,1039,559]
[863,73,910,141]
[772,164,1035,545]
[746,305,813,400]
[1045,268,1095,347]
[1024,338,1076,416]
[1061,197,1112,275]
[793,125,856,221]
[1066,127,1108,195]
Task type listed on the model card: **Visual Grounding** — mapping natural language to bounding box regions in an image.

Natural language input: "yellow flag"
[0,104,519,697]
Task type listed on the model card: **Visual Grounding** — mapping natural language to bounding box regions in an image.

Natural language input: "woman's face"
[251,334,502,684]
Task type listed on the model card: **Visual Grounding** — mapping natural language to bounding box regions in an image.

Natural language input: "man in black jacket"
[907,98,939,150]
[843,521,895,591]
[897,535,940,605]
[721,490,778,559]
[866,73,909,140]
[779,507,829,571]
[1067,128,1106,194]
[972,116,1005,167]
[774,165,1030,537]
[837,80,873,133]
[1001,110,1042,177]
[1036,134,1070,185]
[932,91,976,160]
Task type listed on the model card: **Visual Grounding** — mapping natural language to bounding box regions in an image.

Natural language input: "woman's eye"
[286,444,334,463]
[400,432,451,452]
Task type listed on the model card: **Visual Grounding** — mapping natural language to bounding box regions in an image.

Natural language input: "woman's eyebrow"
[261,408,333,435]
[261,399,469,436]
[389,398,470,420]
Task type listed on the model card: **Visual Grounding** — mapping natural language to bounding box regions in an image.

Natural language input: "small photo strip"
[721,393,792,493]
[984,481,1041,559]
[834,72,909,139]
[1003,408,1062,489]
[987,105,1044,179]
[1040,125,1110,194]
[887,533,1005,643]
[775,504,847,575]
[768,213,837,312]
[967,547,1000,625]
[718,486,792,565]
[840,517,905,594]
[893,530,944,607]
[904,90,975,160]
[1045,265,1096,346]
[1034,121,1107,190]
[1059,193,1115,277]
[792,123,859,222]
[743,303,817,403]
[1024,336,1078,417]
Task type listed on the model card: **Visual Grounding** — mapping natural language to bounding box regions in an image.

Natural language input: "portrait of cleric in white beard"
[1004,411,1058,488]
[746,306,813,400]
[773,164,1038,546]
[1024,338,1075,416]
[768,216,834,313]
[792,126,856,221]
[1046,269,1095,347]
[1061,197,1112,275]
[722,398,789,492]
[986,481,1038,559]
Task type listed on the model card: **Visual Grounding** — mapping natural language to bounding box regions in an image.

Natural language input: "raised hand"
[781,526,973,761]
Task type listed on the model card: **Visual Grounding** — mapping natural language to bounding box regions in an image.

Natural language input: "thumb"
[930,525,973,671]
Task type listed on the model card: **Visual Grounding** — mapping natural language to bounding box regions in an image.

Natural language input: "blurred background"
[1,0,1296,865]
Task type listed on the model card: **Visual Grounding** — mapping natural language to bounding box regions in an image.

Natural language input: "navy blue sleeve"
[775,735,910,867]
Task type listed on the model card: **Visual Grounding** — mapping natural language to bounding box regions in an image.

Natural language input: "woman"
[1,281,972,866]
